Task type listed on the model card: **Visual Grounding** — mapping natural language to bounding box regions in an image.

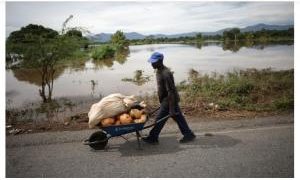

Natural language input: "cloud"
[6,1,294,36]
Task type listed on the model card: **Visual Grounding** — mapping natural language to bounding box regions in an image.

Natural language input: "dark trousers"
[149,101,194,140]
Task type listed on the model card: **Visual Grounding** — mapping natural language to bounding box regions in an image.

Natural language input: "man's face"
[151,60,161,69]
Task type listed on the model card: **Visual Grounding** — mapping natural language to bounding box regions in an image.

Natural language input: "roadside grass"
[177,68,294,112]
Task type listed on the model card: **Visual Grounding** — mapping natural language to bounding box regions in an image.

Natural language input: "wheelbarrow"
[83,106,169,150]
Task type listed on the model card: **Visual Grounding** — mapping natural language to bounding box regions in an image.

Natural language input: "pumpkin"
[134,114,147,123]
[115,120,121,125]
[101,118,115,127]
[119,113,133,124]
[129,109,142,119]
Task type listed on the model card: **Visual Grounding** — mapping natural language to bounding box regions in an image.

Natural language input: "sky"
[6,1,294,36]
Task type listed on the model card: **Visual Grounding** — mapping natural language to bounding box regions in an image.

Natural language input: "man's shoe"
[179,134,196,143]
[142,136,159,145]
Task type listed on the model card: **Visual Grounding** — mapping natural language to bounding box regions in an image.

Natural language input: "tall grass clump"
[91,45,115,60]
[178,68,294,112]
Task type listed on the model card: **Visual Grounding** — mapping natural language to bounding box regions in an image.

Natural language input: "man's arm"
[164,71,177,117]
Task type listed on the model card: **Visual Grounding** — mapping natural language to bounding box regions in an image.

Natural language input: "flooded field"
[6,42,294,108]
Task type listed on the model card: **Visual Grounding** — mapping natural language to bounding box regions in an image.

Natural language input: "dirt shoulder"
[6,110,293,136]
[6,112,293,148]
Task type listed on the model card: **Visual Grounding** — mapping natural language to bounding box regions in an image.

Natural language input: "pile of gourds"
[100,108,147,127]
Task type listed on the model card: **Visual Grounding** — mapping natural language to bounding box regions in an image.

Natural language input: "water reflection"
[114,49,129,64]
[12,68,64,86]
[93,57,114,68]
[92,49,130,69]
[130,41,293,54]
[10,49,130,104]
[186,40,294,53]
[222,42,242,52]
[221,40,293,52]
[12,67,65,103]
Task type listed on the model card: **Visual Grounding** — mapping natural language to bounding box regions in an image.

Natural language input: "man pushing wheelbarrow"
[84,52,195,150]
[142,52,196,144]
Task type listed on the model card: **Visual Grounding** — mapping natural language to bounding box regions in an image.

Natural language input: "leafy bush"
[91,45,115,60]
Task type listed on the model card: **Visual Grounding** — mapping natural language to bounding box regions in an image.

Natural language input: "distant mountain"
[208,23,293,36]
[87,23,293,42]
[88,32,145,42]
[241,23,293,32]
[87,33,111,42]
[125,32,145,39]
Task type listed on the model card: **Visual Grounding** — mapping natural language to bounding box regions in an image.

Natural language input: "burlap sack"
[88,93,137,128]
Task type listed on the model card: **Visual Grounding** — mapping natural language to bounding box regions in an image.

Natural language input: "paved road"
[6,115,294,178]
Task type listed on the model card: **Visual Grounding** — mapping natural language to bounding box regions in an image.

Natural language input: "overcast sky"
[6,1,294,36]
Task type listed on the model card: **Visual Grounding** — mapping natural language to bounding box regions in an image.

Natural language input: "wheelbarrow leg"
[136,131,142,150]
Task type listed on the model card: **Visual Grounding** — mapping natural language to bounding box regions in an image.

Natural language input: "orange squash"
[101,118,115,127]
[130,109,142,119]
[134,114,147,123]
[119,113,133,124]
[115,120,121,125]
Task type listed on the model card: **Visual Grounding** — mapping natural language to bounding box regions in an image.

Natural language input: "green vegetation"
[223,28,294,42]
[110,30,129,49]
[177,68,294,112]
[91,30,129,61]
[129,28,293,45]
[129,35,205,45]
[91,45,115,60]
[196,33,203,42]
[223,28,241,41]
[6,16,90,102]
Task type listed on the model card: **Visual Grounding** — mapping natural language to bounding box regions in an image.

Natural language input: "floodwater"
[6,42,294,107]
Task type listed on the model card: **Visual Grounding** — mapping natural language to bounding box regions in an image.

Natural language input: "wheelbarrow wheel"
[88,131,108,150]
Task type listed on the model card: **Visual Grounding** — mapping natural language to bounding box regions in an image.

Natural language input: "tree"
[287,28,294,38]
[223,30,232,41]
[144,35,155,44]
[65,29,83,38]
[6,16,86,103]
[223,28,241,41]
[196,33,202,42]
[65,29,89,49]
[231,28,240,41]
[110,30,129,49]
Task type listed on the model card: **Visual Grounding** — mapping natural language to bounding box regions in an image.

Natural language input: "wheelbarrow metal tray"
[101,123,145,137]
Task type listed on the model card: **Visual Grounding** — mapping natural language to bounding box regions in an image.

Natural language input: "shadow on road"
[113,134,241,157]
[194,134,242,149]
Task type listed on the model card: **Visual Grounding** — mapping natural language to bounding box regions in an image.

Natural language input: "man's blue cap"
[148,52,164,63]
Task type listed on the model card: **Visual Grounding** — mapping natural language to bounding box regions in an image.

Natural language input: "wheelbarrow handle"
[143,114,170,130]
[148,106,160,116]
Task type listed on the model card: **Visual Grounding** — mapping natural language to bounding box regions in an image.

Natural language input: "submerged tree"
[196,33,202,42]
[110,30,129,49]
[6,15,88,102]
[223,28,241,42]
